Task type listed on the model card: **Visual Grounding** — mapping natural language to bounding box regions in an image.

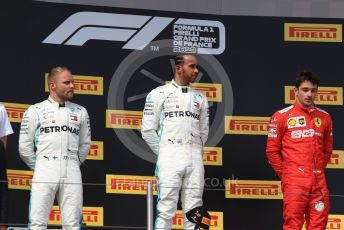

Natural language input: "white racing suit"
[19,97,91,230]
[141,80,209,230]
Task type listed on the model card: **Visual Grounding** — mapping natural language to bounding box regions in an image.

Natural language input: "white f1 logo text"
[43,11,226,54]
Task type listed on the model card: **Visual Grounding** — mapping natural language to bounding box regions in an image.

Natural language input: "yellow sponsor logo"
[288,118,296,127]
[225,180,282,199]
[106,174,157,195]
[165,81,222,102]
[7,169,33,190]
[191,83,222,102]
[225,116,270,135]
[45,74,103,95]
[327,150,344,169]
[284,23,342,42]
[49,206,103,226]
[326,215,344,230]
[172,210,223,230]
[106,110,142,129]
[1,102,30,123]
[302,214,344,229]
[87,141,104,160]
[285,86,343,105]
[203,147,222,166]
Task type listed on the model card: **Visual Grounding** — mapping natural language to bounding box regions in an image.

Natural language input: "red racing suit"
[266,102,333,230]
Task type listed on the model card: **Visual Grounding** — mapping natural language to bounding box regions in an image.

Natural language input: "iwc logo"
[107,39,233,163]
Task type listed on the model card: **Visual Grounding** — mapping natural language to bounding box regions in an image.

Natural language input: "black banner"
[1,1,344,229]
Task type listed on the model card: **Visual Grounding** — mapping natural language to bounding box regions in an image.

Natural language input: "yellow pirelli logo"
[7,169,33,190]
[49,206,103,226]
[172,210,223,230]
[327,150,344,169]
[45,74,103,95]
[284,23,342,42]
[106,110,142,129]
[106,174,157,195]
[1,102,30,123]
[192,83,222,102]
[165,81,222,102]
[302,214,344,230]
[203,147,223,166]
[285,86,343,105]
[86,141,104,160]
[225,180,283,199]
[225,116,270,135]
[325,215,344,230]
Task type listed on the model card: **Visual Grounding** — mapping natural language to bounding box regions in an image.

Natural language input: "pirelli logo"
[285,86,343,105]
[327,150,344,169]
[7,169,33,190]
[192,83,222,102]
[49,206,103,226]
[203,147,222,166]
[106,110,142,129]
[106,174,157,195]
[165,81,222,102]
[325,215,344,230]
[45,74,104,95]
[2,102,30,123]
[284,23,342,42]
[225,180,283,199]
[225,116,270,135]
[326,215,344,230]
[302,214,344,230]
[86,141,104,160]
[172,210,223,230]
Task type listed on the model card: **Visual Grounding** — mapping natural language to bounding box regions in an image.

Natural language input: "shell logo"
[288,119,296,127]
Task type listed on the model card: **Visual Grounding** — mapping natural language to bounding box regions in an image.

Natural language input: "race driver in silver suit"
[19,67,91,230]
[141,55,209,229]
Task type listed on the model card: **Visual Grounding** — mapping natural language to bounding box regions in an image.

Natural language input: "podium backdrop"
[1,1,344,229]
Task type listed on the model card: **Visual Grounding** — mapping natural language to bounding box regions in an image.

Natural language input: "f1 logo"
[42,12,226,54]
[43,12,173,49]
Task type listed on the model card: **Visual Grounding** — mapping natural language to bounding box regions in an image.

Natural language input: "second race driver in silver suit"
[141,55,209,229]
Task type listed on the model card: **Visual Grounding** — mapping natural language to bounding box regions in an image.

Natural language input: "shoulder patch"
[33,101,45,111]
[315,107,329,115]
[278,105,294,114]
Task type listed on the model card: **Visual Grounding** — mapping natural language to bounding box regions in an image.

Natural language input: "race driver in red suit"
[266,71,333,230]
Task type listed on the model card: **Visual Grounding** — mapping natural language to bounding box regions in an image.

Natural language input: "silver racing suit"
[141,80,209,229]
[19,96,91,230]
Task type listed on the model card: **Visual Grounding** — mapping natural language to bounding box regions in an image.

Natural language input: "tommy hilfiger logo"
[69,114,78,121]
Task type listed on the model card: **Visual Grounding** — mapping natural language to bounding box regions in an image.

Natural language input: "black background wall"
[1,1,344,229]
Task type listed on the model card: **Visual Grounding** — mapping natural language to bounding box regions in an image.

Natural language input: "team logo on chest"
[287,116,307,128]
[314,117,322,128]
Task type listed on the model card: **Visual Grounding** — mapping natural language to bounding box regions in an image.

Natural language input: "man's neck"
[49,94,65,104]
[173,76,188,86]
[296,100,314,109]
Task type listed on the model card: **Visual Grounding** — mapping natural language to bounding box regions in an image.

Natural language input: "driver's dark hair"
[174,55,185,66]
[295,71,319,88]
